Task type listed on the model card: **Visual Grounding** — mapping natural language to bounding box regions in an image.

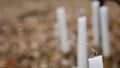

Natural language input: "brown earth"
[0,0,120,68]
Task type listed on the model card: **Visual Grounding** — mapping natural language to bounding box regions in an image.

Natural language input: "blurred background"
[0,0,120,68]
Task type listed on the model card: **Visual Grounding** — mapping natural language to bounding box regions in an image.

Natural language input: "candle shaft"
[100,6,110,57]
[92,1,100,45]
[77,16,88,68]
[56,7,70,54]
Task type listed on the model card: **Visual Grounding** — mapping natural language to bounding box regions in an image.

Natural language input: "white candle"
[100,6,110,57]
[89,55,103,68]
[92,1,100,45]
[77,16,88,68]
[56,7,70,54]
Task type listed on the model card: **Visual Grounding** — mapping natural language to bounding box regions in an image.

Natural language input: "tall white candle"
[92,1,100,45]
[100,6,110,57]
[77,16,88,68]
[56,7,70,54]
[89,55,103,68]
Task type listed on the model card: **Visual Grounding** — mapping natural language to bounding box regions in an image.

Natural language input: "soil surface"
[0,0,120,68]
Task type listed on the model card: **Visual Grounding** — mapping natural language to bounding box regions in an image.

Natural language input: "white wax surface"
[56,7,70,53]
[100,6,110,56]
[89,55,104,68]
[77,16,88,68]
[92,1,100,45]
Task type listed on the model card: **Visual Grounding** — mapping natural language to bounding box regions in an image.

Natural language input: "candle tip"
[92,1,100,6]
[100,6,108,11]
[57,7,65,11]
[78,16,86,22]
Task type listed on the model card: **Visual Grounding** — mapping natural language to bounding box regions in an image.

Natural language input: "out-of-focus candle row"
[56,0,110,68]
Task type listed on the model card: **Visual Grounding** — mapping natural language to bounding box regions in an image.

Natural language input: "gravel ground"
[0,0,120,68]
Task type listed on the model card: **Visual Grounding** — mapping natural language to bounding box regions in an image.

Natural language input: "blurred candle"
[89,55,103,68]
[92,1,100,45]
[77,16,88,68]
[56,7,70,54]
[100,6,110,57]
